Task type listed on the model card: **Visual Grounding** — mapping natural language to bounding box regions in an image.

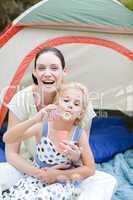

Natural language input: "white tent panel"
[0,28,132,112]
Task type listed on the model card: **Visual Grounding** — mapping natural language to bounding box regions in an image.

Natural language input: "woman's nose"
[44,69,52,77]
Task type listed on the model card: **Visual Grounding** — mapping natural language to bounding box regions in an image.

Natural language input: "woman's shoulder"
[15,85,33,96]
[9,85,33,103]
[7,85,35,121]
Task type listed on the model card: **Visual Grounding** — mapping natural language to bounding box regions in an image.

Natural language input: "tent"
[0,0,133,127]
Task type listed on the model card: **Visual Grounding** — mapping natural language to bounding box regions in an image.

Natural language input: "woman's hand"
[60,140,81,162]
[51,163,71,170]
[35,168,59,184]
[36,164,72,183]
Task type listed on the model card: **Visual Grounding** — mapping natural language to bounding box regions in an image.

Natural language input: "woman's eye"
[38,67,46,71]
[51,66,58,70]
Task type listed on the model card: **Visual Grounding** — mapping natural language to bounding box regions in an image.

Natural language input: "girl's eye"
[75,102,80,106]
[64,99,69,102]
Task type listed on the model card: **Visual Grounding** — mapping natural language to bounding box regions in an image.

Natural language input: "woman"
[0,48,117,199]
[2,82,95,200]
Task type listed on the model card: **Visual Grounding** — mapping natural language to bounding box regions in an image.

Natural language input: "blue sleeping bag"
[0,127,6,162]
[0,147,6,162]
[90,117,133,163]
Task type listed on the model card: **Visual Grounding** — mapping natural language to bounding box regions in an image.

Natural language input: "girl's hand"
[32,104,58,123]
[60,140,81,162]
[43,104,58,121]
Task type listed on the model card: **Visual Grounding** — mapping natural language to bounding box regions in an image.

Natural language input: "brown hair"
[32,48,65,84]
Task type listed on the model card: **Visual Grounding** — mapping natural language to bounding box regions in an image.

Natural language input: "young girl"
[2,82,95,200]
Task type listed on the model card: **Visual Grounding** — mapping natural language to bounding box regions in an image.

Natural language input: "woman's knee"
[80,170,117,188]
[0,162,23,190]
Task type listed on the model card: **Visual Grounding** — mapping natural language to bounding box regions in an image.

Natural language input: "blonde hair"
[55,82,90,125]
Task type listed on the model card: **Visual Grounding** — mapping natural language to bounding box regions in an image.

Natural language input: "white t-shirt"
[7,85,96,160]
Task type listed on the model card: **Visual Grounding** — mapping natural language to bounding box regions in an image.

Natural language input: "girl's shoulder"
[73,126,84,142]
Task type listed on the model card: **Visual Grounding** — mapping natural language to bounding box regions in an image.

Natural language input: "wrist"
[56,170,70,182]
[29,115,38,124]
[32,167,41,176]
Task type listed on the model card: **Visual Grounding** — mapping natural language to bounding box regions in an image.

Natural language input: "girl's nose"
[68,103,73,109]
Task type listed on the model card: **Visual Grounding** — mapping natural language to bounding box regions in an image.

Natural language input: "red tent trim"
[1,22,133,48]
[0,25,24,48]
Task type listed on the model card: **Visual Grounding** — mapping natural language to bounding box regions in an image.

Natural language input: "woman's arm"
[84,118,93,137]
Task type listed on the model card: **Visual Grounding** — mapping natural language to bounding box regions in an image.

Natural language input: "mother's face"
[33,52,66,93]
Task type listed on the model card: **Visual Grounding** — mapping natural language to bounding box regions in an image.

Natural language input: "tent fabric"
[13,0,133,32]
[0,0,133,127]
[0,26,23,48]
[0,32,133,126]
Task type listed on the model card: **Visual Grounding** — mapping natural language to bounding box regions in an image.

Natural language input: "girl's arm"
[3,116,41,144]
[4,111,42,176]
[42,130,95,183]
[61,129,95,179]
[4,104,57,177]
[60,118,93,163]
[3,104,53,143]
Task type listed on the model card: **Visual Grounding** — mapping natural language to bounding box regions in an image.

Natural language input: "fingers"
[47,109,58,121]
[41,104,59,121]
[35,170,48,182]
[59,141,81,162]
[41,110,48,121]
[59,142,70,151]
[61,140,79,151]
[68,143,79,151]
[35,171,44,181]
[51,164,71,170]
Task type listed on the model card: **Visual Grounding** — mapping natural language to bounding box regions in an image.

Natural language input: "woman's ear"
[32,68,37,77]
[63,67,69,76]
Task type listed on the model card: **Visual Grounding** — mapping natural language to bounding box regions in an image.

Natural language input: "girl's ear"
[79,111,84,118]
[76,112,84,122]
[75,111,84,126]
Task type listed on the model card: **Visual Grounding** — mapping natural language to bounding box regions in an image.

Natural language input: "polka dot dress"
[2,123,82,200]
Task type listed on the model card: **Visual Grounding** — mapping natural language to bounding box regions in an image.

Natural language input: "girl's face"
[59,88,83,121]
[33,52,66,93]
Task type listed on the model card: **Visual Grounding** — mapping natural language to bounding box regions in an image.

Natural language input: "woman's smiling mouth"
[42,80,55,85]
